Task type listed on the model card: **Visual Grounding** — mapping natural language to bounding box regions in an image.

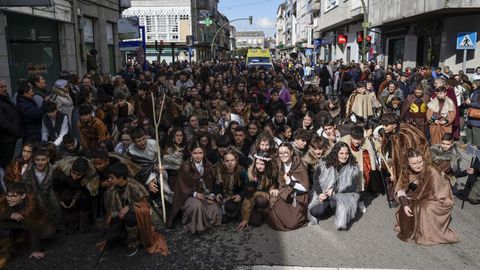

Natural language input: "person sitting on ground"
[340,126,377,213]
[212,149,247,223]
[290,129,311,158]
[0,182,56,268]
[238,152,278,230]
[308,142,360,230]
[267,143,309,231]
[427,86,456,145]
[22,148,61,225]
[395,148,459,245]
[4,143,34,184]
[96,163,168,257]
[52,157,99,234]
[167,141,222,233]
[57,133,87,158]
[430,133,468,188]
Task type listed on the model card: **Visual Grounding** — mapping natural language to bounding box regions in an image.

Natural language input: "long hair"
[397,148,432,190]
[249,151,276,190]
[322,142,357,170]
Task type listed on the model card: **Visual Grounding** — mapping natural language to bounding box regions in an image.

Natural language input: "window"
[158,15,167,32]
[106,23,115,74]
[248,39,252,44]
[325,0,339,11]
[258,38,262,44]
[169,14,178,33]
[146,15,154,33]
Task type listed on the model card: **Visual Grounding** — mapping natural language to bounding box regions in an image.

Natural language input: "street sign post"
[457,32,477,72]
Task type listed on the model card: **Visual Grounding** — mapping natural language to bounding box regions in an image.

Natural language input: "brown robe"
[267,155,309,231]
[401,93,430,136]
[395,167,459,245]
[167,159,221,231]
[426,97,456,145]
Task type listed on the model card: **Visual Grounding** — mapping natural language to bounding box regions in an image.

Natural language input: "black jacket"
[0,95,23,143]
[17,95,45,142]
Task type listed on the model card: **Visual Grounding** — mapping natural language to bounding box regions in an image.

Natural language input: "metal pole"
[211,17,251,61]
[361,0,368,62]
[462,49,467,72]
[140,26,147,70]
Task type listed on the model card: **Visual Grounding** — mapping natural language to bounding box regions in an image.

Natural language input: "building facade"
[0,0,123,94]
[235,31,266,49]
[122,0,230,62]
[369,0,480,72]
[276,0,480,73]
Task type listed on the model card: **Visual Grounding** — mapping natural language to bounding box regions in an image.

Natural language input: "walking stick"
[461,157,477,209]
[151,92,167,223]
[369,138,392,209]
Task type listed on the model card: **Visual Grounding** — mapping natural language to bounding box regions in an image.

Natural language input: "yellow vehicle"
[246,49,273,69]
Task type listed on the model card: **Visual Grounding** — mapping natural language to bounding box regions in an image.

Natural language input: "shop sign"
[27,64,48,75]
[337,34,347,44]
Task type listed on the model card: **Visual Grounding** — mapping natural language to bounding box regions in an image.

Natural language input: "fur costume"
[53,157,99,196]
[0,193,56,268]
[22,165,61,224]
[308,160,360,229]
[103,179,168,255]
[382,123,431,186]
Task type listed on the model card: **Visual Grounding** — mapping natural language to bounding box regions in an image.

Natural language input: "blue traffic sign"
[456,32,477,50]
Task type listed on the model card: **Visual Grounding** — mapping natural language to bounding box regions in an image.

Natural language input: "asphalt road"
[5,189,479,270]
[6,148,480,270]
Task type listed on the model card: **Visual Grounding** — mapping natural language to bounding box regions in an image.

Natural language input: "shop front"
[7,12,60,92]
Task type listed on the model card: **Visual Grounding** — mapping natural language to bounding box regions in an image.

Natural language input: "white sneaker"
[358,201,367,213]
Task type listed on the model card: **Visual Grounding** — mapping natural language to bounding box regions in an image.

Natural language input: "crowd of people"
[1,58,480,268]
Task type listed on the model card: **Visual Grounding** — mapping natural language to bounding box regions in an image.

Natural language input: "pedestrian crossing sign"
[457,32,477,50]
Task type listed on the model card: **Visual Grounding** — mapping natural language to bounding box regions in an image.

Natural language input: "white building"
[122,0,231,62]
[235,31,266,49]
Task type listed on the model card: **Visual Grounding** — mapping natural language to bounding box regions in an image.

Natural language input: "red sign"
[337,34,347,44]
[357,31,372,43]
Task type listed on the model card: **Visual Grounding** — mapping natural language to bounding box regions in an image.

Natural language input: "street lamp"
[211,16,253,60]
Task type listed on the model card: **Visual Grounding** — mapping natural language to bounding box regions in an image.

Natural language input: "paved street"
[6,187,480,270]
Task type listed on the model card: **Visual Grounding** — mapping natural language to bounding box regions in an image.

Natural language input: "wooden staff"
[151,92,167,223]
[379,150,394,177]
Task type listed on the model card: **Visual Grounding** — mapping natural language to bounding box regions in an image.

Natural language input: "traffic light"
[249,16,253,25]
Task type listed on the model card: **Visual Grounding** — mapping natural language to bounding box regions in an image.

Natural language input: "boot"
[125,226,140,257]
[79,211,91,233]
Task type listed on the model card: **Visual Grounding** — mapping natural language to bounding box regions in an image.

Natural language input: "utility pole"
[211,16,252,60]
[360,0,369,62]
